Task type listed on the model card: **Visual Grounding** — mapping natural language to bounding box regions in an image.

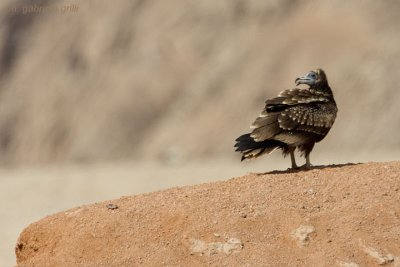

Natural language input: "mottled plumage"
[234,69,337,169]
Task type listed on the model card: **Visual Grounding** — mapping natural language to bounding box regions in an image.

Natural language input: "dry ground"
[16,161,400,266]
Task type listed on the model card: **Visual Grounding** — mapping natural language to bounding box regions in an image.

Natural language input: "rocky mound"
[16,162,400,266]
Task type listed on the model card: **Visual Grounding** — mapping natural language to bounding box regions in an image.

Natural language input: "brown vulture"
[234,69,337,169]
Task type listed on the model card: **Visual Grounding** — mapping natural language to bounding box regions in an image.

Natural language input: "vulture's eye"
[310,73,317,79]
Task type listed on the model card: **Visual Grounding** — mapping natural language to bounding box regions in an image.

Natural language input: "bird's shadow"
[257,162,361,175]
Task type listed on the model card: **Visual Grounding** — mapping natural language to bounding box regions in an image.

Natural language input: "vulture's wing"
[264,89,330,113]
[250,89,336,141]
[278,104,337,136]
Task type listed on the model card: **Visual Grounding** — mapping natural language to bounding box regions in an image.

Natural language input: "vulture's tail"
[234,133,286,161]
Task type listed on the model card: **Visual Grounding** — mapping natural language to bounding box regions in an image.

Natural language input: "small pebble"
[106,204,119,210]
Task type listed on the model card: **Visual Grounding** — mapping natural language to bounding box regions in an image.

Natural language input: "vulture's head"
[295,69,328,87]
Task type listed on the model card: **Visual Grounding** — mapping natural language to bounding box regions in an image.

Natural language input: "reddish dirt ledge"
[16,162,400,266]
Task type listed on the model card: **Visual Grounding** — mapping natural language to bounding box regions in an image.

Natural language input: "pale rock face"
[292,225,316,246]
[190,237,243,256]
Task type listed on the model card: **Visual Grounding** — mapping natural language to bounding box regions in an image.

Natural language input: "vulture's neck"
[311,82,334,97]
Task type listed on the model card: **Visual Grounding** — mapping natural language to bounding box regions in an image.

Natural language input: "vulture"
[234,69,337,169]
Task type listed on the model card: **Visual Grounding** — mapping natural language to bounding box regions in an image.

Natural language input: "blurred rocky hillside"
[0,0,399,165]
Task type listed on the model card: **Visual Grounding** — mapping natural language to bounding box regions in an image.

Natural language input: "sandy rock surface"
[16,162,400,266]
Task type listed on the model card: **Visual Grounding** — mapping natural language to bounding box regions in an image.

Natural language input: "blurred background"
[1,0,400,265]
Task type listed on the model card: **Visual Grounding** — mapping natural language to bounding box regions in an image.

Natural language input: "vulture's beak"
[295,72,316,86]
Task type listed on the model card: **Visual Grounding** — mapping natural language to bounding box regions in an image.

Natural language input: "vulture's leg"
[305,154,311,168]
[302,143,314,169]
[289,148,298,169]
